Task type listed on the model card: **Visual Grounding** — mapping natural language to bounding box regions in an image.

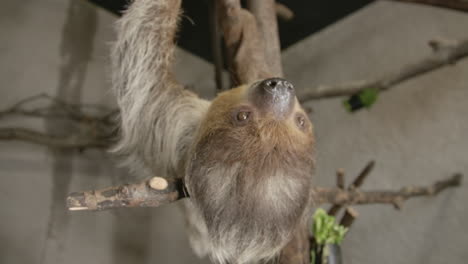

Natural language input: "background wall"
[0,1,466,264]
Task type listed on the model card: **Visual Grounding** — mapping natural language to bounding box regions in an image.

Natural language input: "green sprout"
[343,87,379,112]
[312,208,348,245]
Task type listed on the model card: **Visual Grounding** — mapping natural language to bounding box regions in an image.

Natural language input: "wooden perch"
[67,177,185,211]
[67,173,462,211]
[299,38,468,102]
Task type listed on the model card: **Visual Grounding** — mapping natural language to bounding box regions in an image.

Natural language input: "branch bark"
[391,0,468,12]
[217,0,271,84]
[209,0,225,91]
[67,177,185,211]
[313,173,462,209]
[67,173,462,211]
[246,0,284,77]
[299,38,468,102]
[0,127,110,149]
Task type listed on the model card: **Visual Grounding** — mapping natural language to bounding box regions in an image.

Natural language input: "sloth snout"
[250,78,296,119]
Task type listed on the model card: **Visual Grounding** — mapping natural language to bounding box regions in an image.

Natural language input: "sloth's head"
[185,78,315,264]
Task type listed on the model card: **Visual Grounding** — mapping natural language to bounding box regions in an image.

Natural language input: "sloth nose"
[250,78,296,119]
[261,78,295,95]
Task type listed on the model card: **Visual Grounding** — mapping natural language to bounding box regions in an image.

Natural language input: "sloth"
[111,0,315,263]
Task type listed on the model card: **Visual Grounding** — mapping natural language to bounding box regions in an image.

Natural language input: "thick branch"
[67,177,186,211]
[217,0,270,84]
[391,0,468,12]
[300,38,468,102]
[67,174,462,211]
[246,0,283,77]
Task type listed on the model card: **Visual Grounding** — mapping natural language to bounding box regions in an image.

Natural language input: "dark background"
[86,0,372,63]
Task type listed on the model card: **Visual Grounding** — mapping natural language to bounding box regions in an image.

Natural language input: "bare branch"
[0,127,111,149]
[391,0,468,12]
[67,173,462,211]
[339,207,359,229]
[313,173,462,209]
[0,93,117,124]
[349,160,375,189]
[209,0,225,91]
[328,161,375,216]
[246,0,284,77]
[336,168,345,189]
[217,0,270,84]
[300,38,468,102]
[67,177,185,211]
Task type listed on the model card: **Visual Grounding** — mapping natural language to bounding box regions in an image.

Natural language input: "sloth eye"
[296,114,306,130]
[237,111,250,121]
[232,107,253,126]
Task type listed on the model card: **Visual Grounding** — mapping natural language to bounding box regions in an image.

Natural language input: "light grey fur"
[111,0,209,178]
[111,0,212,258]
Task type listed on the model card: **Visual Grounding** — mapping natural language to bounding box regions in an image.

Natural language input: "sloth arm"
[111,0,209,177]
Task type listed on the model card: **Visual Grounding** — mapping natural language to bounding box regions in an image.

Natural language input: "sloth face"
[185,78,315,264]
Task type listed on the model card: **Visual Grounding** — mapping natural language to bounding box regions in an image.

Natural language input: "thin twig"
[329,161,375,216]
[339,207,359,229]
[336,168,345,189]
[349,160,375,189]
[275,3,294,21]
[299,38,468,102]
[0,93,116,124]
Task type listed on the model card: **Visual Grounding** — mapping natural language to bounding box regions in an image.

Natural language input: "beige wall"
[0,1,467,264]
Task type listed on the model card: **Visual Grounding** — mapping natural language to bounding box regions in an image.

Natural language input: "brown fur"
[185,85,315,263]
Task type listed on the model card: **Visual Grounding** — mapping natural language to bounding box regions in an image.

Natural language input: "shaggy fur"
[111,0,315,264]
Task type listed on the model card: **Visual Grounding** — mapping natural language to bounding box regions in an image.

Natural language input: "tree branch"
[217,0,271,84]
[275,3,294,21]
[246,0,284,77]
[67,177,185,211]
[67,173,462,211]
[299,38,468,102]
[0,127,111,149]
[313,173,462,209]
[391,0,468,12]
[0,93,117,149]
[209,0,225,91]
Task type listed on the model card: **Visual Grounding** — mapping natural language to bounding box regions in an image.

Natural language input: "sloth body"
[111,0,315,263]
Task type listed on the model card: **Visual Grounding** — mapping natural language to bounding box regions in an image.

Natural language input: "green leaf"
[343,87,379,112]
[359,87,379,108]
[312,208,348,246]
